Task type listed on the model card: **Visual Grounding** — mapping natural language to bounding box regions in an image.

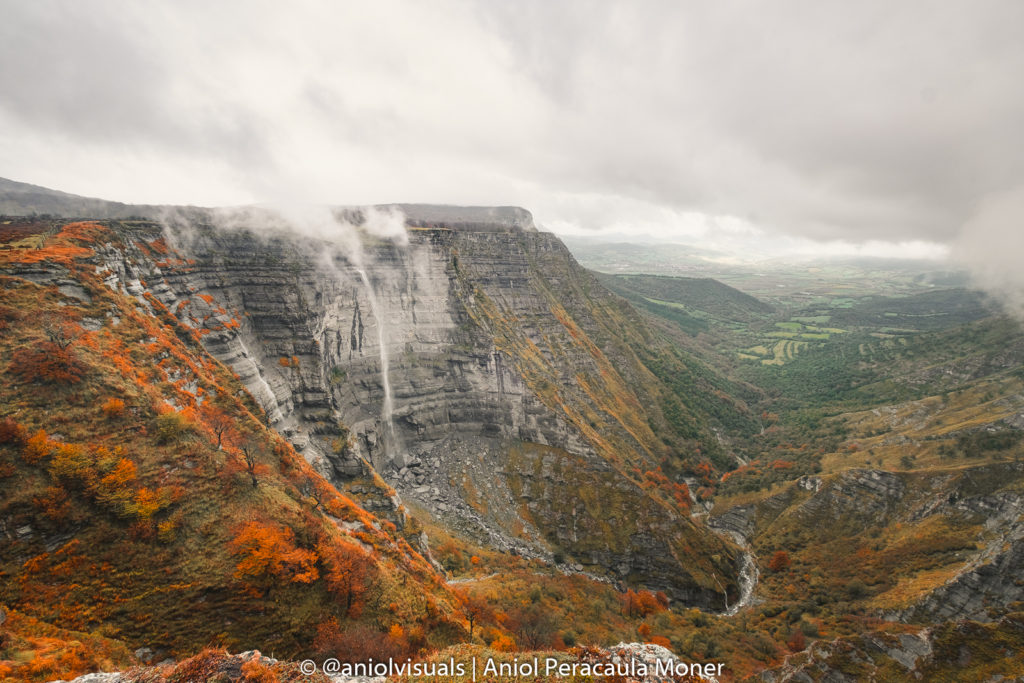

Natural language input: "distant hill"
[0,177,179,219]
[597,272,774,331]
[822,288,997,332]
[0,178,537,233]
[393,204,535,231]
[561,236,725,274]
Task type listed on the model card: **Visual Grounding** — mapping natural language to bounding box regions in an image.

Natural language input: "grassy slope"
[0,607,136,683]
[0,221,465,680]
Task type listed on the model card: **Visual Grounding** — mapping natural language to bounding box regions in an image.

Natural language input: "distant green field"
[644,297,687,310]
[591,269,991,375]
[642,297,709,319]
[741,338,809,365]
[736,317,848,364]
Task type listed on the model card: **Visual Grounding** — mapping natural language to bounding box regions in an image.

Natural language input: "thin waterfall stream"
[355,267,400,460]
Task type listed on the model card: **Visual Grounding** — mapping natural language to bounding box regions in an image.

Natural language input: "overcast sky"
[1,0,1022,260]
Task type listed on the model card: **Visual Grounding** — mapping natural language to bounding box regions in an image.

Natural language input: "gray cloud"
[0,0,1021,253]
[953,185,1024,317]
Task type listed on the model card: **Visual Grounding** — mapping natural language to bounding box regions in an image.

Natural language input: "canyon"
[3,180,1024,680]
[89,205,746,608]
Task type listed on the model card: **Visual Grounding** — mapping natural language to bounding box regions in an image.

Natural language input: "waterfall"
[721,530,759,616]
[355,267,400,461]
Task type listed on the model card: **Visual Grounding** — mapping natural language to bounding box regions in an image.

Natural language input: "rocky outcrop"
[713,463,1024,625]
[794,469,906,525]
[899,487,1024,623]
[755,629,935,682]
[754,615,1024,682]
[50,649,335,683]
[708,504,756,542]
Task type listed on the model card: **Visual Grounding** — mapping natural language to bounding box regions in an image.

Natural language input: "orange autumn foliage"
[93,457,138,515]
[319,540,372,617]
[648,635,672,648]
[240,658,280,683]
[101,398,126,418]
[34,485,72,524]
[131,487,162,521]
[621,589,667,618]
[100,458,137,489]
[22,430,53,464]
[199,403,235,450]
[229,521,319,592]
[491,634,517,652]
[312,619,405,662]
[10,343,85,385]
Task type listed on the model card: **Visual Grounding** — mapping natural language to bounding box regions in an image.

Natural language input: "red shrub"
[0,417,26,445]
[101,398,126,419]
[10,343,85,384]
[768,550,791,572]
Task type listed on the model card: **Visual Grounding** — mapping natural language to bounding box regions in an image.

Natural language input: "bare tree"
[238,434,262,488]
[42,314,81,350]
[201,403,235,450]
[454,588,493,639]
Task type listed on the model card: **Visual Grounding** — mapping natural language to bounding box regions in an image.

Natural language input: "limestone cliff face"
[95,214,741,607]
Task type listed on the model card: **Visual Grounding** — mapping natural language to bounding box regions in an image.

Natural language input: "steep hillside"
[715,464,1024,619]
[710,462,1024,681]
[0,220,466,679]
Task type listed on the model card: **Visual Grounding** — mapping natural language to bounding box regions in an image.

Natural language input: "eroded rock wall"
[96,218,740,607]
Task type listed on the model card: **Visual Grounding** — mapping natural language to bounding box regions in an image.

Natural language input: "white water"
[355,268,400,459]
[722,530,759,616]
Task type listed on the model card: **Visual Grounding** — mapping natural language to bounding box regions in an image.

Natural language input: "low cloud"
[1,1,1022,256]
[954,185,1024,317]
